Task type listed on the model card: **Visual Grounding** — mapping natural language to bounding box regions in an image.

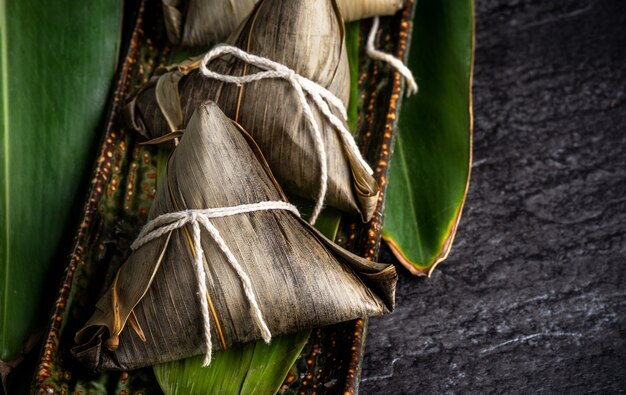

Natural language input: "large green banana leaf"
[0,0,122,364]
[382,0,474,275]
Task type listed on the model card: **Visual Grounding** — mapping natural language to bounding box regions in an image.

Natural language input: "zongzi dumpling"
[73,102,396,371]
[127,0,379,223]
[164,0,406,48]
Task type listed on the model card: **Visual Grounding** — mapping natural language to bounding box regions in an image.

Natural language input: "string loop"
[200,45,372,224]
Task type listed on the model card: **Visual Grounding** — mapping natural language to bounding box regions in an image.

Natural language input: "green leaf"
[382,0,474,275]
[154,331,310,395]
[0,0,122,361]
[345,21,360,133]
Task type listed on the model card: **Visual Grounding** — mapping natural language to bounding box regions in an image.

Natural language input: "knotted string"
[131,201,300,366]
[366,16,418,97]
[197,17,415,223]
[199,45,373,225]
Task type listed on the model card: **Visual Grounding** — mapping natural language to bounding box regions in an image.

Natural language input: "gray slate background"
[361,0,626,393]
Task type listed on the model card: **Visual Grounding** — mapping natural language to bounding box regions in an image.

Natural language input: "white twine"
[366,16,418,97]
[131,201,300,366]
[199,45,373,225]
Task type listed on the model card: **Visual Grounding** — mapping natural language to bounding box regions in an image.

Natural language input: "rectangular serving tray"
[34,1,416,393]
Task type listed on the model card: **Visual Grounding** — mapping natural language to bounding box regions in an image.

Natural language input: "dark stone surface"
[361,0,626,393]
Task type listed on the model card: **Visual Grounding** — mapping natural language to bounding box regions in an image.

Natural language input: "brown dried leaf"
[73,102,396,371]
[127,0,379,221]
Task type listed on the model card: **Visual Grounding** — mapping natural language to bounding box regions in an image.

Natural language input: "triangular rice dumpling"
[163,0,406,48]
[73,102,396,372]
[126,0,380,222]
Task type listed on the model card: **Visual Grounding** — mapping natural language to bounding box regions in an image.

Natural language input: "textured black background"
[361,0,626,393]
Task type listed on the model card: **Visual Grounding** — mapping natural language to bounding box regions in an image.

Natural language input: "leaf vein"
[1,0,11,355]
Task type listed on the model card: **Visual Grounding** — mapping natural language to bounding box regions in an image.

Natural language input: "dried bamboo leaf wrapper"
[127,0,379,221]
[163,0,406,48]
[74,102,396,371]
[163,0,257,47]
[337,0,406,22]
